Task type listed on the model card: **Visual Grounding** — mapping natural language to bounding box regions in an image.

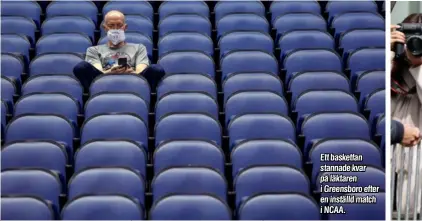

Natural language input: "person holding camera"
[73,10,165,91]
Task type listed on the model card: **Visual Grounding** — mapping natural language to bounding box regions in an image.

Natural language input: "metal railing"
[392,143,422,220]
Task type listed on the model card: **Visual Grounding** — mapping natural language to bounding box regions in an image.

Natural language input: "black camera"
[395,23,422,59]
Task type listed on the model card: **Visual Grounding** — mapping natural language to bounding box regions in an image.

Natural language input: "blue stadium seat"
[159,1,209,20]
[238,193,320,220]
[46,1,98,25]
[301,113,371,157]
[221,51,278,83]
[2,16,37,45]
[376,115,386,153]
[152,167,227,202]
[1,100,7,134]
[68,168,145,205]
[223,73,283,103]
[1,76,16,109]
[75,140,146,176]
[214,1,265,22]
[90,74,150,104]
[217,13,269,40]
[103,1,153,22]
[81,114,148,150]
[1,1,42,27]
[328,192,385,220]
[36,33,92,55]
[356,70,385,106]
[5,115,75,156]
[159,14,211,38]
[1,169,61,212]
[41,16,96,42]
[1,196,54,220]
[235,166,310,206]
[150,195,231,220]
[289,71,350,105]
[101,15,153,39]
[231,139,302,177]
[339,29,385,59]
[228,114,295,149]
[270,1,321,23]
[158,51,215,78]
[157,74,217,101]
[284,49,342,84]
[61,195,144,220]
[219,31,273,58]
[331,12,384,39]
[348,48,385,86]
[326,1,379,23]
[225,91,288,125]
[2,141,67,181]
[364,89,385,128]
[85,93,149,125]
[22,75,83,108]
[98,32,153,59]
[155,113,222,146]
[2,53,24,86]
[156,92,218,121]
[159,32,213,57]
[154,140,224,175]
[29,53,83,77]
[309,139,382,183]
[2,34,31,64]
[273,13,326,40]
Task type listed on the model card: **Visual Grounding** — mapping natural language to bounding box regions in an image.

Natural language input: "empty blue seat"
[22,75,83,107]
[365,89,385,127]
[2,141,67,181]
[2,16,37,45]
[156,92,218,121]
[1,1,42,27]
[2,53,24,86]
[221,51,278,82]
[42,16,95,42]
[235,166,310,206]
[348,48,385,86]
[46,1,98,25]
[225,91,288,125]
[101,15,153,39]
[223,73,283,103]
[2,34,31,64]
[1,76,16,108]
[159,1,209,20]
[90,74,150,105]
[5,115,75,156]
[85,93,149,125]
[157,74,217,101]
[301,113,370,157]
[228,114,295,149]
[214,1,265,22]
[331,12,384,39]
[273,13,326,40]
[356,70,385,106]
[284,49,342,84]
[238,193,320,220]
[231,139,302,177]
[62,195,144,220]
[81,114,148,150]
[159,32,213,57]
[152,167,227,202]
[339,29,385,58]
[219,31,273,58]
[98,32,153,59]
[1,196,54,220]
[326,1,379,23]
[270,1,321,23]
[1,169,61,211]
[155,113,222,146]
[14,93,79,125]
[289,71,350,105]
[158,51,215,78]
[154,140,224,175]
[150,195,231,220]
[217,13,269,39]
[1,100,7,133]
[36,33,92,55]
[103,1,153,22]
[68,168,145,205]
[29,53,83,77]
[328,192,385,220]
[159,14,211,38]
[309,139,382,183]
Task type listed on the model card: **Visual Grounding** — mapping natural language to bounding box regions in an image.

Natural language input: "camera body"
[395,23,422,59]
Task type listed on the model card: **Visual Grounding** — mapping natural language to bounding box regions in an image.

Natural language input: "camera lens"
[407,35,422,56]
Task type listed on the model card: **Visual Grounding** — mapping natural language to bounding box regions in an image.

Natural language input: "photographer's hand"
[391,25,406,51]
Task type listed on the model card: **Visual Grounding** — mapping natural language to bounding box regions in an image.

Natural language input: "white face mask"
[107,29,126,45]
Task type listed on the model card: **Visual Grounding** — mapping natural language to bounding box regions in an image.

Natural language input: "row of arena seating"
[1,1,386,220]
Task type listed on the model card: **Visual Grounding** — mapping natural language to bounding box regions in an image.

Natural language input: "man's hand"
[124,67,137,74]
[402,124,421,147]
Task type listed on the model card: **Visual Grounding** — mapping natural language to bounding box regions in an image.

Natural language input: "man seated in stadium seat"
[73,10,165,91]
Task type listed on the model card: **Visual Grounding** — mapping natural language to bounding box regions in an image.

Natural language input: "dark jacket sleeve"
[391,120,404,145]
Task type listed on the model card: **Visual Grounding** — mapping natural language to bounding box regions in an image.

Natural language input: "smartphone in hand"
[118,57,128,68]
